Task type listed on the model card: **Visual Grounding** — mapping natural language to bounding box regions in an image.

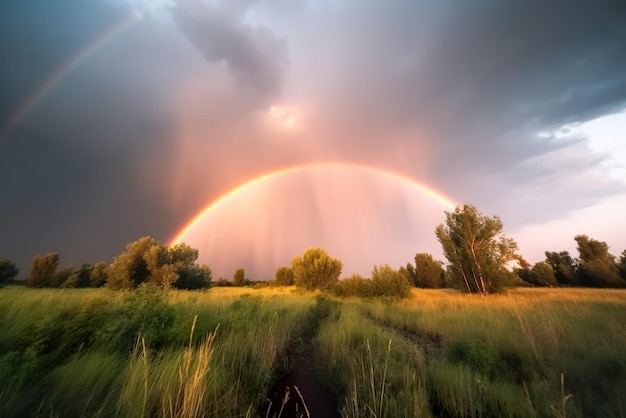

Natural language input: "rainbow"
[1,14,137,139]
[169,162,458,246]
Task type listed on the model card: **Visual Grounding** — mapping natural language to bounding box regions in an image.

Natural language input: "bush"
[331,274,372,297]
[274,267,294,286]
[292,248,342,291]
[370,265,411,298]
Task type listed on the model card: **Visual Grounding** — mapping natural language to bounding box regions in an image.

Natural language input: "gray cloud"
[170,0,287,107]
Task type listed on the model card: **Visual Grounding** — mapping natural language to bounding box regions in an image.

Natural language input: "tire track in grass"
[265,296,341,418]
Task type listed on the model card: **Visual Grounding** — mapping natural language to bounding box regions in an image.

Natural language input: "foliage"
[331,274,372,297]
[0,259,19,284]
[435,204,521,294]
[575,235,624,288]
[27,253,60,287]
[212,278,232,287]
[0,287,625,417]
[370,264,411,298]
[545,251,579,286]
[89,262,108,287]
[173,264,211,290]
[530,261,558,287]
[106,237,210,289]
[233,268,247,286]
[292,247,342,291]
[274,266,294,286]
[404,253,444,288]
[620,250,626,280]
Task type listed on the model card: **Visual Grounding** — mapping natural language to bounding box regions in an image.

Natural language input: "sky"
[1,0,625,280]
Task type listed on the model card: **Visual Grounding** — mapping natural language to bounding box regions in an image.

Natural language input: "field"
[0,286,625,418]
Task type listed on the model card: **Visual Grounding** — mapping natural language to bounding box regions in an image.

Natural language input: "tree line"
[1,204,624,295]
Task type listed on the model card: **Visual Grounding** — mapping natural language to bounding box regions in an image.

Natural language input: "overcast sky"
[1,0,625,279]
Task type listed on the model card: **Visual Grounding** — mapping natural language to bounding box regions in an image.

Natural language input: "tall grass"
[0,286,624,417]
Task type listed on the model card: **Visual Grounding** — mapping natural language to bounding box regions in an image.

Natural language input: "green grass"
[0,286,624,417]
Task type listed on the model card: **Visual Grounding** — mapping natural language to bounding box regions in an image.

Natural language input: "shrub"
[292,248,342,291]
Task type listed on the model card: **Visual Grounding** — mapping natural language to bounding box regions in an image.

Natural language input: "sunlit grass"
[0,286,624,417]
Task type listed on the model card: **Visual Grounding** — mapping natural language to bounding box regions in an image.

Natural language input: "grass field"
[0,285,625,417]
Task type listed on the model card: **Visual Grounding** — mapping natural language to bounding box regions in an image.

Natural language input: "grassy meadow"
[0,285,625,417]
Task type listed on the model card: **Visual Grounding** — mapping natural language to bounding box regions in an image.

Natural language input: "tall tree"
[407,253,444,288]
[292,247,342,291]
[435,204,521,294]
[530,261,558,287]
[575,235,623,288]
[0,259,19,284]
[544,251,578,286]
[233,268,246,286]
[89,262,108,287]
[27,253,60,287]
[108,237,160,289]
[619,250,626,281]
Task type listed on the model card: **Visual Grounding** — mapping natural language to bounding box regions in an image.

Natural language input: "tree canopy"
[0,259,19,284]
[107,237,210,289]
[435,204,521,294]
[403,253,444,288]
[292,248,342,291]
[27,253,60,288]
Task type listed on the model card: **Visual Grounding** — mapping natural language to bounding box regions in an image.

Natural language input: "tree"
[174,264,211,290]
[544,251,578,286]
[107,237,210,289]
[233,268,247,286]
[530,261,557,287]
[575,235,623,288]
[0,259,19,284]
[27,253,60,287]
[435,204,521,294]
[108,237,160,289]
[274,267,294,286]
[620,250,626,280]
[90,262,108,287]
[370,264,411,298]
[292,248,342,291]
[405,253,444,288]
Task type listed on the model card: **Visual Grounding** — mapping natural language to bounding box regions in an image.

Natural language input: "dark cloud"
[170,0,287,107]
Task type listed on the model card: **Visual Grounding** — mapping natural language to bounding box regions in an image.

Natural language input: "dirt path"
[265,297,341,418]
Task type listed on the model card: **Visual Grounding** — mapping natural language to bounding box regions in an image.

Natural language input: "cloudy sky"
[1,0,625,280]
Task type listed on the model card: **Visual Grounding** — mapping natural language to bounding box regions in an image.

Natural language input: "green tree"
[107,237,160,289]
[107,237,209,289]
[619,250,626,280]
[544,251,578,286]
[89,262,108,287]
[292,247,342,291]
[530,261,557,287]
[274,267,294,286]
[406,253,444,288]
[174,264,211,290]
[53,267,76,288]
[233,268,247,286]
[575,235,623,288]
[0,259,19,284]
[27,253,60,287]
[435,204,521,294]
[370,264,411,298]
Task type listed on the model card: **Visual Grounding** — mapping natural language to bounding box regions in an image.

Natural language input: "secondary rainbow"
[1,14,137,139]
[169,162,458,246]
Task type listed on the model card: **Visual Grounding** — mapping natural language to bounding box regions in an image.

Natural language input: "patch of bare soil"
[265,297,341,418]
